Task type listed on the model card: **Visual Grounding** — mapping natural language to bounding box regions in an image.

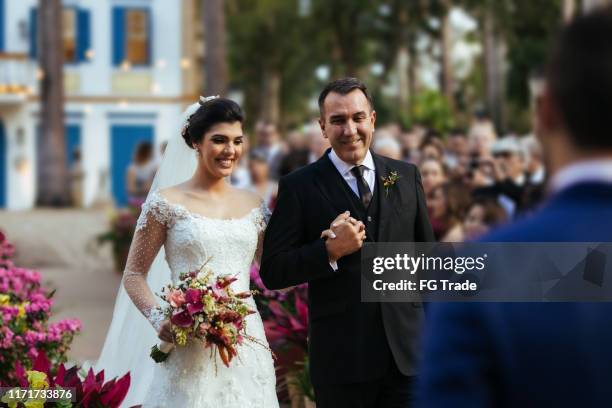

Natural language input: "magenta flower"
[185,288,203,304]
[170,310,193,328]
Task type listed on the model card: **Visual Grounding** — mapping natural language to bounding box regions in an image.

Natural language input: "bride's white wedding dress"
[123,189,278,408]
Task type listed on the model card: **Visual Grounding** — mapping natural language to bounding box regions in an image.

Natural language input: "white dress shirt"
[326,149,376,271]
[549,159,612,194]
[328,149,376,197]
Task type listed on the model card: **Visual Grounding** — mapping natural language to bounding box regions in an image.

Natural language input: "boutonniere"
[381,171,400,197]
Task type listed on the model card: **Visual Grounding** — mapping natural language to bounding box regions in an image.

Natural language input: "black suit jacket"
[260,150,434,386]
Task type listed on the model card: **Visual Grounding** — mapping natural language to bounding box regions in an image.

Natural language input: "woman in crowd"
[126,142,156,203]
[420,158,447,197]
[427,182,471,242]
[463,199,507,241]
[247,150,278,210]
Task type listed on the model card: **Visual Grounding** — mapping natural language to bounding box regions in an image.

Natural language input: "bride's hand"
[158,319,174,343]
[321,229,337,240]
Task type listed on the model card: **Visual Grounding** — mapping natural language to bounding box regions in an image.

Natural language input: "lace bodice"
[123,189,269,330]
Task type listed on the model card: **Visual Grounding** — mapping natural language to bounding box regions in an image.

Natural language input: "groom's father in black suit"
[260,78,434,408]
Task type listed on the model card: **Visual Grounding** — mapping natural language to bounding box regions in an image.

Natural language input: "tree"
[459,0,562,132]
[36,0,68,206]
[202,0,228,96]
[310,0,383,78]
[227,0,327,126]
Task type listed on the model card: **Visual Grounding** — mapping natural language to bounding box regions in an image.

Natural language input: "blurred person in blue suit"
[417,7,612,408]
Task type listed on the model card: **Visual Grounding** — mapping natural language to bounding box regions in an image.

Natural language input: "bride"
[96,97,279,407]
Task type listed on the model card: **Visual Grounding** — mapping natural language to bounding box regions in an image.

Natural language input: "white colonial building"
[0,0,202,209]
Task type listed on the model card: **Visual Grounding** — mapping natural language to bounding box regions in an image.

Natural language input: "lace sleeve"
[253,201,271,265]
[123,193,172,331]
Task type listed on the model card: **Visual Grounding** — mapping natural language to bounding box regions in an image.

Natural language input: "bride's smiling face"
[193,121,245,179]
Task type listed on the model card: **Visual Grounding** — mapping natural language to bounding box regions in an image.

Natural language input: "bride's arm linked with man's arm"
[260,177,365,290]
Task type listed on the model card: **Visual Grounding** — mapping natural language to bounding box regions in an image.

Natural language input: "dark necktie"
[350,165,372,208]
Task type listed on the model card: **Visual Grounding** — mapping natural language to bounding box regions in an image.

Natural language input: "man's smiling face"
[319,89,376,165]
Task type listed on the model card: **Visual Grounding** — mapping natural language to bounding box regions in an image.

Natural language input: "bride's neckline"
[151,189,259,222]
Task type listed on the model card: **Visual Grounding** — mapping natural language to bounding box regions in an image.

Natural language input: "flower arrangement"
[250,264,311,404]
[1,351,130,408]
[0,232,82,386]
[96,199,143,273]
[250,264,309,352]
[150,261,269,368]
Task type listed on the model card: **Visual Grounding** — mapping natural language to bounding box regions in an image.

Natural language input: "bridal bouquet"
[150,262,261,368]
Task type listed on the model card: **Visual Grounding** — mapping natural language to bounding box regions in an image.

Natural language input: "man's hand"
[321,211,366,240]
[331,211,365,231]
[324,220,366,263]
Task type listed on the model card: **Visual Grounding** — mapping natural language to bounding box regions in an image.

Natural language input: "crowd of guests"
[220,114,546,243]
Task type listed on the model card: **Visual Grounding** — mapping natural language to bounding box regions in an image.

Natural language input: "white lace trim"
[147,307,165,332]
[137,190,269,232]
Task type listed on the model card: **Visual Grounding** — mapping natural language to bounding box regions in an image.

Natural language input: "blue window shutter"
[145,8,152,66]
[0,0,5,51]
[77,9,91,62]
[29,8,38,59]
[112,7,125,66]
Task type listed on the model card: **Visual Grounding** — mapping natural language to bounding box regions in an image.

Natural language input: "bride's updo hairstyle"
[181,98,245,149]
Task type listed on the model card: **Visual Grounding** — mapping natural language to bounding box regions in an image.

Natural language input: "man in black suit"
[260,77,434,408]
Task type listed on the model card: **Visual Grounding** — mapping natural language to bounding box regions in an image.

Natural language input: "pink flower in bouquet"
[183,288,204,315]
[211,285,228,301]
[168,289,186,308]
[185,288,203,304]
[186,301,203,316]
[216,276,238,289]
[150,267,265,368]
[170,309,193,328]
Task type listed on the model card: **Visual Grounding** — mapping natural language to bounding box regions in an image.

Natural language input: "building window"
[63,8,77,62]
[126,10,149,65]
[112,7,151,67]
[29,7,91,63]
[0,0,5,51]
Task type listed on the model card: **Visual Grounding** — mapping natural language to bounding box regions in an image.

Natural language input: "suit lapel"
[372,153,398,242]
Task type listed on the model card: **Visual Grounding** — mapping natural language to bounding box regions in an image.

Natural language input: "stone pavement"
[0,208,122,364]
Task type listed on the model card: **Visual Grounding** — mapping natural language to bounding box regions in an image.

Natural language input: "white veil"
[95,102,200,408]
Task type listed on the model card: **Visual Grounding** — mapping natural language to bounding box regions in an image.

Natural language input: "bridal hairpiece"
[181,95,220,137]
[199,95,220,105]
